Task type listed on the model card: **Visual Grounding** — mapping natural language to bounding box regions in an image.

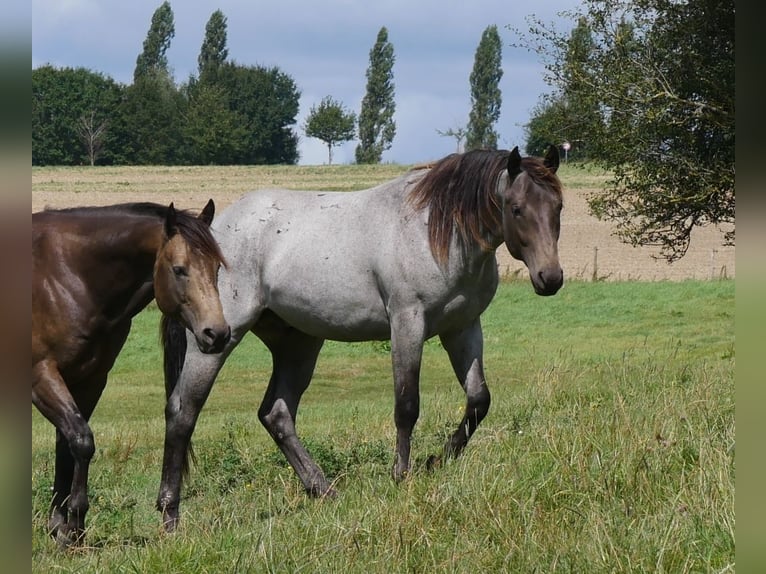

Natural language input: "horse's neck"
[447,238,500,281]
[80,218,164,319]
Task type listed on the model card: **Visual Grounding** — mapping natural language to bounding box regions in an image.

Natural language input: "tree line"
[33,4,301,166]
[32,2,504,167]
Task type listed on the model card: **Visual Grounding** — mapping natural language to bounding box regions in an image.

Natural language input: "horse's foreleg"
[257,329,331,496]
[33,363,103,547]
[389,310,426,482]
[157,344,228,532]
[437,319,491,462]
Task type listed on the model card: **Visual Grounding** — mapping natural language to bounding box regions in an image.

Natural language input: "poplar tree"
[355,27,396,164]
[124,1,182,164]
[198,10,228,83]
[466,25,503,151]
[133,1,175,82]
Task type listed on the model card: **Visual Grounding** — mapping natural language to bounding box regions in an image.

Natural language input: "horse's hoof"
[161,513,179,534]
[307,484,337,499]
[54,527,84,549]
[426,454,442,471]
[392,465,410,483]
[320,486,338,499]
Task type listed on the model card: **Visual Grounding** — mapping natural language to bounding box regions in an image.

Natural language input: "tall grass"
[32,279,734,572]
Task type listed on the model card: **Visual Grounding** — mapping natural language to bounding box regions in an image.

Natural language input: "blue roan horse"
[157,146,564,530]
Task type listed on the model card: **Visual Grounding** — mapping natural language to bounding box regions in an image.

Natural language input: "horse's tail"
[160,315,195,477]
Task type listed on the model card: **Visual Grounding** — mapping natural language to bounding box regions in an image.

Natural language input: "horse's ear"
[543,144,560,173]
[508,146,522,177]
[199,198,215,226]
[165,202,178,238]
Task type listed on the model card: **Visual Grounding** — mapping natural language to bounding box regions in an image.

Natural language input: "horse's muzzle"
[198,324,231,353]
[531,266,563,296]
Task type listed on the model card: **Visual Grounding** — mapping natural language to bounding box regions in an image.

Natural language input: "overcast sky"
[32,0,582,165]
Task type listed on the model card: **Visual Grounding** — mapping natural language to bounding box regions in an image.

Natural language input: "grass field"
[32,279,735,573]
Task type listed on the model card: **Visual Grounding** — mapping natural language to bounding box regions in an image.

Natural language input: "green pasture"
[32,279,734,573]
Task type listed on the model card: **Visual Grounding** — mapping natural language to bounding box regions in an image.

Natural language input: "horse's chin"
[532,283,561,297]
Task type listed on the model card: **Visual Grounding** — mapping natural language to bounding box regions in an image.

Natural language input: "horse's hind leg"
[32,363,105,547]
[255,322,330,496]
[435,319,491,464]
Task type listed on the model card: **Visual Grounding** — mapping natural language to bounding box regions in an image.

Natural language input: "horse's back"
[213,175,501,341]
[213,184,417,340]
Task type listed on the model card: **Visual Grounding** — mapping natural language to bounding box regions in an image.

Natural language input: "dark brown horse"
[32,200,230,547]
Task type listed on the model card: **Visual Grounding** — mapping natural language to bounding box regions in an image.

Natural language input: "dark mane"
[41,202,227,267]
[407,149,563,264]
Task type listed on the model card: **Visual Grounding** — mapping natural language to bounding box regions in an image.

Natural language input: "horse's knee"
[69,428,95,462]
[259,398,295,440]
[467,384,491,423]
[394,394,419,431]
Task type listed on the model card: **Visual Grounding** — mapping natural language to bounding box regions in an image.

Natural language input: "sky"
[32,0,582,166]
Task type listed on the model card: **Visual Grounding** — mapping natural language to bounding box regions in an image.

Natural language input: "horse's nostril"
[203,326,231,348]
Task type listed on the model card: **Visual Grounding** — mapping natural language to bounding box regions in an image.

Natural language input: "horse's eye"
[511,206,522,217]
[173,266,188,277]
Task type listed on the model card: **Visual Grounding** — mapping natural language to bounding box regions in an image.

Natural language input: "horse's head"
[153,199,231,353]
[497,145,564,296]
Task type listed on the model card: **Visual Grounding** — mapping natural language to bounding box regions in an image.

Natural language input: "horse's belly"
[271,303,391,342]
[268,289,391,342]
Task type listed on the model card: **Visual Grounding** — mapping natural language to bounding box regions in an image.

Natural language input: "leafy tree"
[32,65,124,165]
[181,83,247,165]
[304,96,356,165]
[515,0,734,260]
[118,71,185,164]
[355,27,396,164]
[466,25,503,151]
[198,10,228,84]
[523,99,568,158]
[215,63,301,164]
[525,17,602,160]
[133,1,175,82]
[119,0,183,164]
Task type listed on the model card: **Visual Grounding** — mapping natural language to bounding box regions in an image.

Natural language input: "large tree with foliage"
[516,0,734,261]
[197,9,228,84]
[466,25,503,151]
[523,99,568,158]
[524,17,603,160]
[355,27,396,164]
[133,1,175,82]
[215,63,301,164]
[119,0,183,164]
[118,72,185,164]
[180,83,247,165]
[32,66,124,165]
[304,96,356,165]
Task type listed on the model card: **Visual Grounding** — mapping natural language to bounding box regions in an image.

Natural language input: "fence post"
[592,246,599,282]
